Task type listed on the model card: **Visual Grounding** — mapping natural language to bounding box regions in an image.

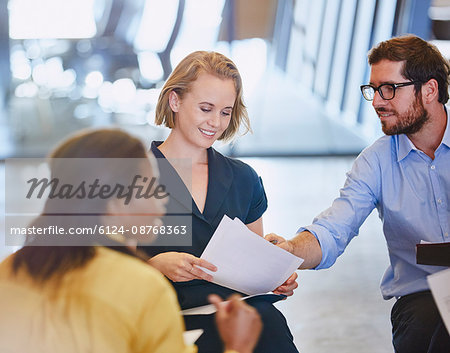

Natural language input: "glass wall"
[1,0,279,158]
[0,0,446,159]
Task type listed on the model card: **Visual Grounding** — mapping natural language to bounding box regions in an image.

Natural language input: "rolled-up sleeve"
[299,150,380,269]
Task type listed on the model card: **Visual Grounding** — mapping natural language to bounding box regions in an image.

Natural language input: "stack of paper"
[199,215,304,296]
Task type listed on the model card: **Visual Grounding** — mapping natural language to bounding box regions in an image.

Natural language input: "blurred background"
[1,1,450,352]
[0,0,448,158]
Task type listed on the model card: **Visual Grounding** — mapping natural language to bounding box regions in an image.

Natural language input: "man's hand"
[265,233,294,253]
[209,294,262,353]
[265,231,323,269]
[273,272,298,296]
[148,252,217,282]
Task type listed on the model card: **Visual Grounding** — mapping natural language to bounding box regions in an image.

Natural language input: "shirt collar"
[397,104,449,162]
[397,134,417,162]
[441,105,450,149]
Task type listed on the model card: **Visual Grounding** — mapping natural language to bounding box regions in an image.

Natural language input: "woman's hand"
[148,252,217,282]
[209,294,262,353]
[273,272,298,297]
[265,234,299,296]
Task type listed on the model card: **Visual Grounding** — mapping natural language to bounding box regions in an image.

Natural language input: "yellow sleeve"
[132,276,197,353]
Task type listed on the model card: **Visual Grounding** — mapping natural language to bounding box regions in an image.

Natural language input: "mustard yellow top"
[0,247,196,353]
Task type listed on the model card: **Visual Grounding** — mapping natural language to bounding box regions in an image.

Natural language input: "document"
[427,268,450,334]
[183,329,203,344]
[198,215,304,296]
[181,293,286,316]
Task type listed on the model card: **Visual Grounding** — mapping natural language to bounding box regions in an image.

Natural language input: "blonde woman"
[142,51,298,353]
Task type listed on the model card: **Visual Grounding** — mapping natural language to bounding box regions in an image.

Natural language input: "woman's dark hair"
[12,128,149,284]
[368,34,450,104]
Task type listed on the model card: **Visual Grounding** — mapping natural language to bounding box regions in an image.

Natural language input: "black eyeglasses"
[360,81,419,101]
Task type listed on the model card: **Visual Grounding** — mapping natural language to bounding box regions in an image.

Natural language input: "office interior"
[1,0,449,352]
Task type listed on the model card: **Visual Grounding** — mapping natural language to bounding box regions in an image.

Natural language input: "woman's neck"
[157,132,210,213]
[158,132,208,164]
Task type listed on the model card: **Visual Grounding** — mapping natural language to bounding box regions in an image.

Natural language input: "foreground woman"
[0,128,261,353]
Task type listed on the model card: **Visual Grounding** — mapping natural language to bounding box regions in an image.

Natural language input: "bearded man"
[267,35,450,353]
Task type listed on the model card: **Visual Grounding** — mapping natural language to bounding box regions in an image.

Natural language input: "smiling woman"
[140,51,299,353]
[155,51,250,142]
[166,72,236,151]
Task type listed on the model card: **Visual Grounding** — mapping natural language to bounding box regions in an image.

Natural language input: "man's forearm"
[289,230,322,269]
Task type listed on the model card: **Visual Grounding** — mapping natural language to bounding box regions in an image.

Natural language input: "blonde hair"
[155,51,251,141]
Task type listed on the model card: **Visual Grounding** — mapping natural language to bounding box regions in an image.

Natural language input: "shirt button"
[437,199,442,204]
[445,232,449,237]
[431,165,436,170]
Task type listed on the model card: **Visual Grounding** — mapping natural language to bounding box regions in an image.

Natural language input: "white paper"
[182,329,204,345]
[181,293,285,316]
[181,303,217,316]
[199,215,303,295]
[427,268,450,334]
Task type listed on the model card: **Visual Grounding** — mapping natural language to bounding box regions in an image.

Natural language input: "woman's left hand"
[273,272,298,297]
[148,252,217,282]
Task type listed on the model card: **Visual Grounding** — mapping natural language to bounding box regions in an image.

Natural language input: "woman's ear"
[169,91,180,112]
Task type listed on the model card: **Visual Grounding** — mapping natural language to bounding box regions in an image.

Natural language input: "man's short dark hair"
[368,34,450,104]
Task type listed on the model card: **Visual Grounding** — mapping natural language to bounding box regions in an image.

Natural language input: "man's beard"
[379,94,429,136]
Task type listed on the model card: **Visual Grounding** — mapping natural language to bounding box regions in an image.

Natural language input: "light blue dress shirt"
[301,108,449,300]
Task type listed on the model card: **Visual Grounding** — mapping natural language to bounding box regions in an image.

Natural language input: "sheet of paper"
[420,240,450,244]
[427,268,450,334]
[183,329,204,345]
[181,303,217,316]
[181,293,286,316]
[199,215,303,295]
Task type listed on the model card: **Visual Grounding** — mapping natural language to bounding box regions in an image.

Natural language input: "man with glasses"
[267,35,450,352]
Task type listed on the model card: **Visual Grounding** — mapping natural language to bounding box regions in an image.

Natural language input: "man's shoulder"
[351,135,398,173]
[360,135,394,158]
